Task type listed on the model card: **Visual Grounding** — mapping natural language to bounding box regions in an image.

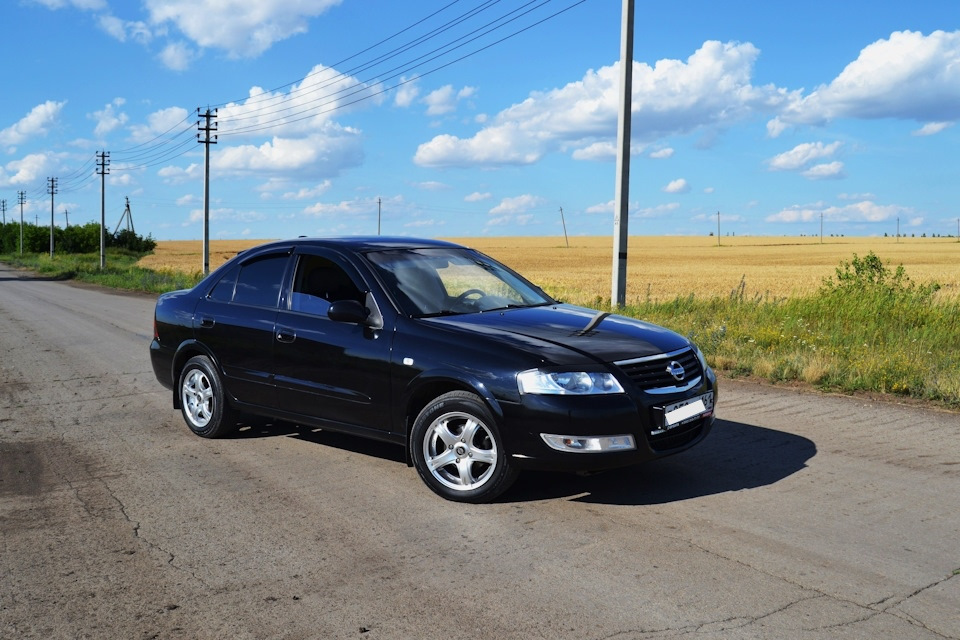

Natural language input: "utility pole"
[378,197,382,235]
[97,150,109,269]
[1,199,6,225]
[197,108,218,275]
[47,177,58,258]
[63,209,70,228]
[18,191,25,254]
[611,0,634,307]
[559,207,569,248]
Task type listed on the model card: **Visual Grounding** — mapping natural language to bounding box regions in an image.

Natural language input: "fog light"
[540,434,636,453]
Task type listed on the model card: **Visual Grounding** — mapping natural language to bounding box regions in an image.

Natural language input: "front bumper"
[500,373,717,473]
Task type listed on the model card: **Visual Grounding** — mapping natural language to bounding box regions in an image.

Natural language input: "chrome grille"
[615,348,702,392]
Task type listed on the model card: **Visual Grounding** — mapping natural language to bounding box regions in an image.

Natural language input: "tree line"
[0,221,156,255]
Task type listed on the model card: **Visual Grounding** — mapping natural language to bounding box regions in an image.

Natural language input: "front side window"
[231,254,288,308]
[288,254,363,315]
[365,248,552,317]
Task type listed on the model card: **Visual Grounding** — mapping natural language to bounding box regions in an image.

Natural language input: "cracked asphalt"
[1,262,958,639]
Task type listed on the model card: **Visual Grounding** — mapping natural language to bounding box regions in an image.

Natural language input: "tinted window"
[208,264,239,302]
[289,255,363,315]
[232,255,287,308]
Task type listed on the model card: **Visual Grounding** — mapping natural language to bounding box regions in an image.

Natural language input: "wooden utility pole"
[47,177,57,258]
[198,108,218,275]
[97,151,109,269]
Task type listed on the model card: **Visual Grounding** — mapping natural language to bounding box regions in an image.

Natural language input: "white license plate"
[663,392,714,428]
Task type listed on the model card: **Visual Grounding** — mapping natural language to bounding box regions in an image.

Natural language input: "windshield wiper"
[417,309,464,318]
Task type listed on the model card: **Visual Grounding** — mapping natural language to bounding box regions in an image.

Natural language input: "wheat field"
[140,236,960,303]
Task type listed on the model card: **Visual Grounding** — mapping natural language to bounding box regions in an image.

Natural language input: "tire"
[411,391,518,503]
[178,355,238,438]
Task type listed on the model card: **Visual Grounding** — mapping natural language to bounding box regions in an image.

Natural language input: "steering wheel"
[454,289,486,308]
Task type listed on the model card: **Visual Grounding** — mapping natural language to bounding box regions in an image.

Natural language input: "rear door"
[273,249,393,432]
[194,249,291,409]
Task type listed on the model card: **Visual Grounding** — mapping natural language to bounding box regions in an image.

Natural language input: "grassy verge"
[0,251,200,294]
[602,254,959,408]
[3,250,957,409]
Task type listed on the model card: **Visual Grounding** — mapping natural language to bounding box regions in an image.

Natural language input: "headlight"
[692,342,709,369]
[517,369,624,395]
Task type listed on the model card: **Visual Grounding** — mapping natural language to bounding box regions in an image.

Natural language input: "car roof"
[248,236,466,253]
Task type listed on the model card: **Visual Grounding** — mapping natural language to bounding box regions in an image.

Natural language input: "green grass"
[606,254,960,408]
[3,250,957,409]
[0,251,201,294]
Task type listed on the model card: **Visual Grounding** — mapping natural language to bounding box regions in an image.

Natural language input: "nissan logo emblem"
[666,361,686,382]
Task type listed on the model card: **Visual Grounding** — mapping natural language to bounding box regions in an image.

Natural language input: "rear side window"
[231,254,288,308]
[208,265,239,302]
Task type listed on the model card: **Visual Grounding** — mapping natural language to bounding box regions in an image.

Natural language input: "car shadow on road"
[505,418,816,505]
[225,417,814,505]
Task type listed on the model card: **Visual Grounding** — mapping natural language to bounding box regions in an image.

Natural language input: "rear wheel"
[178,355,238,438]
[411,391,518,503]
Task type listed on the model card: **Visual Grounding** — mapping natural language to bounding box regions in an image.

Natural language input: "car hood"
[425,304,691,364]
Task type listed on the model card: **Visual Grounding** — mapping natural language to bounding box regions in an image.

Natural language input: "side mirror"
[327,299,370,325]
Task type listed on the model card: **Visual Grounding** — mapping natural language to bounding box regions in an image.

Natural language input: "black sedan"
[150,237,716,502]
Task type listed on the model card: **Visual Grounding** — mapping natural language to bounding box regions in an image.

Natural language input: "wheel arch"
[401,371,506,466]
[170,340,221,410]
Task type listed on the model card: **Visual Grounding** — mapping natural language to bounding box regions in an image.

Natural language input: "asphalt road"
[1,262,958,640]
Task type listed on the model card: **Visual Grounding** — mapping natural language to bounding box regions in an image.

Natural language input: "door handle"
[276,328,296,343]
[198,316,215,328]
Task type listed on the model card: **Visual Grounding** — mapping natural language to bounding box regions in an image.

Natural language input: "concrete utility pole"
[197,108,218,275]
[47,177,58,258]
[18,191,25,254]
[1,199,6,225]
[611,0,634,307]
[97,151,110,269]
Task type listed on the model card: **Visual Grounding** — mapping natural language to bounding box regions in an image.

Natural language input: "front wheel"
[178,355,238,438]
[411,391,518,503]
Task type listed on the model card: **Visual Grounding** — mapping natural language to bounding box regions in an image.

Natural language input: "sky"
[1,0,959,241]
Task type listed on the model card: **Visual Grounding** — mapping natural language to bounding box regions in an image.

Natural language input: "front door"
[273,251,392,433]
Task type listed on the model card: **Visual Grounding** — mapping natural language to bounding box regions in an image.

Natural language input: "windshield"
[365,247,553,317]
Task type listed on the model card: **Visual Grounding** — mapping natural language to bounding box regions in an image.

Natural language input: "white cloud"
[415,40,793,168]
[282,181,332,200]
[571,141,616,161]
[774,30,960,127]
[1,153,54,186]
[913,122,952,136]
[394,77,420,108]
[98,14,152,44]
[423,85,457,116]
[90,98,128,137]
[464,192,491,202]
[802,161,846,180]
[128,106,190,143]
[768,141,842,171]
[214,129,363,179]
[0,101,66,148]
[663,178,690,194]
[489,194,546,215]
[218,65,379,138]
[158,162,202,184]
[585,200,679,218]
[414,181,448,191]
[649,147,674,159]
[766,200,910,224]
[158,41,194,71]
[145,0,342,58]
